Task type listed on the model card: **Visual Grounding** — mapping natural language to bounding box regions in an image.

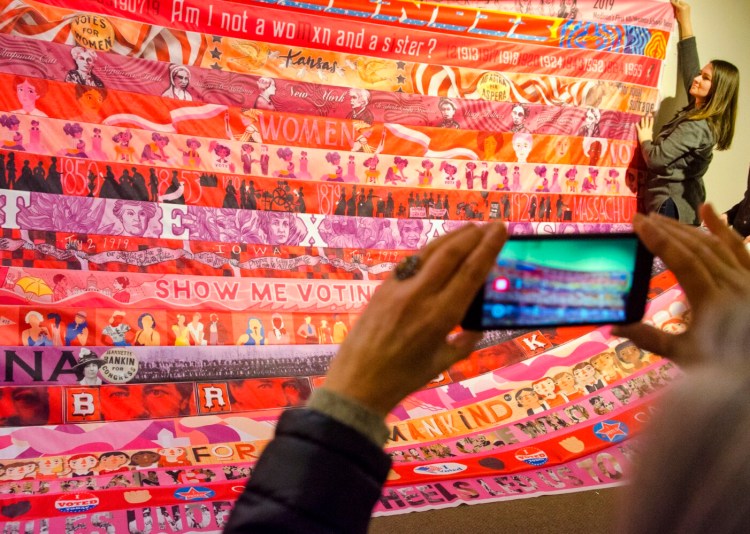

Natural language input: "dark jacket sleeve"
[725,166,750,236]
[726,199,742,226]
[223,409,392,534]
[678,37,700,100]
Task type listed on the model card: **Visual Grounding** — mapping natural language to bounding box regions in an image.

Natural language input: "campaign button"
[593,420,629,443]
[515,447,548,466]
[55,493,99,513]
[174,486,216,501]
[413,462,468,476]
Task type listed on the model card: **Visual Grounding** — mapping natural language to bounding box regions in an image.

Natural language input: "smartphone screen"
[462,233,653,329]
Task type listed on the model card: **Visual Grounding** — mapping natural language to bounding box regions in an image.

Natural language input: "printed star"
[176,487,213,500]
[210,62,222,70]
[396,74,406,84]
[210,48,222,60]
[396,61,406,69]
[597,421,627,441]
[212,35,222,43]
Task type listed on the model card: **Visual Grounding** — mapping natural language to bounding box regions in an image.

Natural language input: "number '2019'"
[593,0,615,10]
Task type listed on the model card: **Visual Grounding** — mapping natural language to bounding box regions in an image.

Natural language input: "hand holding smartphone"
[461,233,653,330]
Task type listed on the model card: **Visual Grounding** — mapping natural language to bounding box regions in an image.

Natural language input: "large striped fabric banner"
[0,0,681,528]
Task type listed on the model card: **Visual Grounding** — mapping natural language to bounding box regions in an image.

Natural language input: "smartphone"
[461,233,653,329]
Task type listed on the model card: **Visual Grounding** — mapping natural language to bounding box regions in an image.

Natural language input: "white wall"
[656,0,750,212]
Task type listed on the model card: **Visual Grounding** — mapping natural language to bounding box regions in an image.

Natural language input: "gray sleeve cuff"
[307,389,390,447]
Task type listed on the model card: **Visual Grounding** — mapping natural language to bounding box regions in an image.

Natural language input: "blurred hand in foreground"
[614,204,750,367]
[325,222,508,416]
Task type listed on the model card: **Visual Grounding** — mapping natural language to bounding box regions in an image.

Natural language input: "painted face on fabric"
[592,352,616,373]
[532,378,556,398]
[174,71,190,89]
[5,387,49,425]
[159,447,186,460]
[662,319,687,334]
[517,390,542,409]
[143,384,189,418]
[349,90,366,109]
[120,206,149,235]
[268,216,291,245]
[83,362,100,379]
[585,109,598,128]
[574,365,597,384]
[99,454,128,471]
[248,318,263,336]
[540,0,556,16]
[5,463,36,480]
[74,51,95,73]
[440,102,455,120]
[69,456,97,473]
[230,378,302,409]
[619,344,643,364]
[483,136,498,158]
[399,221,422,248]
[39,457,63,471]
[100,386,146,420]
[79,89,104,112]
[141,314,155,329]
[131,451,160,467]
[16,81,40,109]
[556,137,570,159]
[555,372,577,392]
[512,136,532,162]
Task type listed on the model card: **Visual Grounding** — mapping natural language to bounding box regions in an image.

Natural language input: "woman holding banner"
[637,0,739,225]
